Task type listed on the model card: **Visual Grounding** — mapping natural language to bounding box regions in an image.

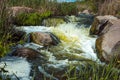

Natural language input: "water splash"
[50,23,98,61]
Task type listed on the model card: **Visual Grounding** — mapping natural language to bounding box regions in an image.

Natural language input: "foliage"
[15,11,51,26]
[98,0,120,15]
[0,0,14,57]
[58,2,77,16]
[63,62,120,80]
[76,0,98,13]
[77,0,120,15]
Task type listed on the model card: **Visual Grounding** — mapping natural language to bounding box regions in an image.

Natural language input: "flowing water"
[0,16,100,80]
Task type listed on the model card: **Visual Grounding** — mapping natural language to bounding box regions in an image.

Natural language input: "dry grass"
[98,0,120,16]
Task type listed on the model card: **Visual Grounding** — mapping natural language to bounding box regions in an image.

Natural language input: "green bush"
[15,11,51,26]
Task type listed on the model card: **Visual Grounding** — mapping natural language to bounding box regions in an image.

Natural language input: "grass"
[63,62,120,80]
[0,0,12,57]
[98,0,120,15]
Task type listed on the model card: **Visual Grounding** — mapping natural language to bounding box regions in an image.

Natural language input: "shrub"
[15,11,51,26]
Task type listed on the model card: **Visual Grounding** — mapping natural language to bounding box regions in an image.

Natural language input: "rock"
[90,15,118,36]
[42,17,65,27]
[92,15,120,63]
[8,6,35,23]
[111,41,120,62]
[8,6,35,17]
[12,48,39,60]
[30,32,60,46]
[82,9,90,15]
[96,27,120,62]
[8,6,51,26]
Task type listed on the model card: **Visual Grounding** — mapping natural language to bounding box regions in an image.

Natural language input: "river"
[0,15,101,80]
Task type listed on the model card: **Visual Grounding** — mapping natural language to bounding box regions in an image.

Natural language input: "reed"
[0,0,13,57]
[63,62,120,80]
[98,0,120,15]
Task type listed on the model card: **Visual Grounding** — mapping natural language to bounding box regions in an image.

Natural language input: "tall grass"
[63,62,120,80]
[0,0,13,57]
[98,0,120,15]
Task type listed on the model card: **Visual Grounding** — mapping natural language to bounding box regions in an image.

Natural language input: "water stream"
[0,15,100,80]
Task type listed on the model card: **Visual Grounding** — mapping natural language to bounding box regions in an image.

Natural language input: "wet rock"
[30,32,60,46]
[12,48,39,60]
[42,18,65,27]
[90,15,118,36]
[96,28,120,63]
[30,32,53,46]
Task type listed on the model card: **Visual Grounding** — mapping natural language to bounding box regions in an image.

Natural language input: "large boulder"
[30,32,60,46]
[90,15,118,36]
[96,25,120,63]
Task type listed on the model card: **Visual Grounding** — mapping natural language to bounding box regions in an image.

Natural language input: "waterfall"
[0,15,100,80]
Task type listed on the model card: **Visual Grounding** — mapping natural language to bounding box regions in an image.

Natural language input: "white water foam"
[0,57,31,80]
[15,26,51,34]
[50,23,98,61]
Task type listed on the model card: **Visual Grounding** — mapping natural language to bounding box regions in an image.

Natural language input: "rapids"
[0,16,100,80]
